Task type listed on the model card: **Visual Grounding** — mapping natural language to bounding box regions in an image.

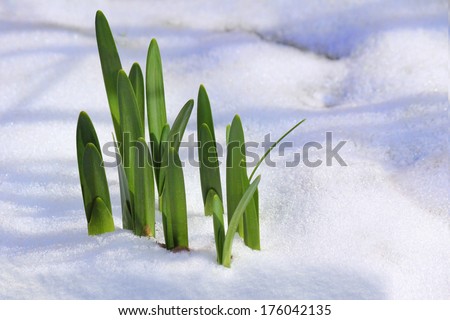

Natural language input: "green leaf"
[161,192,173,249]
[240,167,260,250]
[132,137,155,237]
[82,143,112,224]
[249,119,306,181]
[112,134,133,231]
[167,99,194,152]
[226,115,246,237]
[197,85,216,143]
[88,197,115,235]
[160,123,171,148]
[197,85,222,205]
[95,10,122,144]
[222,175,261,268]
[146,38,167,177]
[162,147,189,250]
[205,189,225,264]
[225,124,230,145]
[158,99,193,197]
[129,62,145,134]
[76,111,101,215]
[157,123,170,197]
[117,70,143,191]
[199,123,222,207]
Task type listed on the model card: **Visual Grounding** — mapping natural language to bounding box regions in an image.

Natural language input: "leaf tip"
[95,10,104,20]
[232,114,241,125]
[117,68,128,78]
[150,38,159,49]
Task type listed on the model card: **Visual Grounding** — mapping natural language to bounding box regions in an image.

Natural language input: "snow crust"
[0,0,448,299]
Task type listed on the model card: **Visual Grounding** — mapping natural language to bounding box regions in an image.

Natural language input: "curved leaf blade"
[82,143,112,224]
[167,99,194,152]
[222,176,261,267]
[88,197,115,235]
[112,134,133,231]
[76,111,101,215]
[226,115,246,237]
[129,62,145,134]
[249,119,306,181]
[199,123,222,206]
[118,70,143,192]
[163,147,189,250]
[197,85,216,143]
[157,123,170,197]
[205,189,225,264]
[95,10,122,143]
[240,169,260,250]
[146,38,167,173]
[132,137,155,237]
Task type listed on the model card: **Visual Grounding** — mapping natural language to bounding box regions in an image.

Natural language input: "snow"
[0,0,448,299]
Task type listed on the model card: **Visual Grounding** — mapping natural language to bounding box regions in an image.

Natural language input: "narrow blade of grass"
[161,196,173,249]
[132,137,155,237]
[146,38,167,185]
[157,100,193,198]
[222,175,261,267]
[205,189,225,264]
[197,85,222,205]
[112,134,133,231]
[117,70,143,195]
[225,124,230,145]
[129,62,145,136]
[157,123,170,197]
[95,10,122,144]
[167,99,194,151]
[163,147,189,250]
[249,119,306,181]
[76,111,101,216]
[240,170,260,250]
[199,123,222,207]
[88,197,115,235]
[82,143,112,229]
[197,85,216,142]
[226,115,246,237]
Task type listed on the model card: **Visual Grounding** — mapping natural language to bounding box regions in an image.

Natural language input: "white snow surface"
[0,0,448,299]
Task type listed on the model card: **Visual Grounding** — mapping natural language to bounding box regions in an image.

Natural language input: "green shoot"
[129,62,145,132]
[95,10,122,145]
[132,137,155,237]
[112,134,133,231]
[157,99,194,197]
[248,119,306,181]
[76,111,101,214]
[161,147,189,250]
[222,176,261,267]
[226,115,247,238]
[198,123,223,209]
[76,112,114,235]
[146,38,167,186]
[81,143,115,235]
[205,189,225,264]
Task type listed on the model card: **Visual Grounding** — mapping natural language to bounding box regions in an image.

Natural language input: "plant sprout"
[76,111,115,235]
[76,11,305,266]
[95,10,191,249]
[198,85,305,265]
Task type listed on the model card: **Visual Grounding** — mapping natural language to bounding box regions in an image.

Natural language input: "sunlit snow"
[0,0,448,299]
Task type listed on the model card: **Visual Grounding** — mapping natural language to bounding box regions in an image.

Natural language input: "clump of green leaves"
[96,11,155,237]
[77,11,305,266]
[198,85,305,266]
[95,10,191,249]
[76,111,115,235]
